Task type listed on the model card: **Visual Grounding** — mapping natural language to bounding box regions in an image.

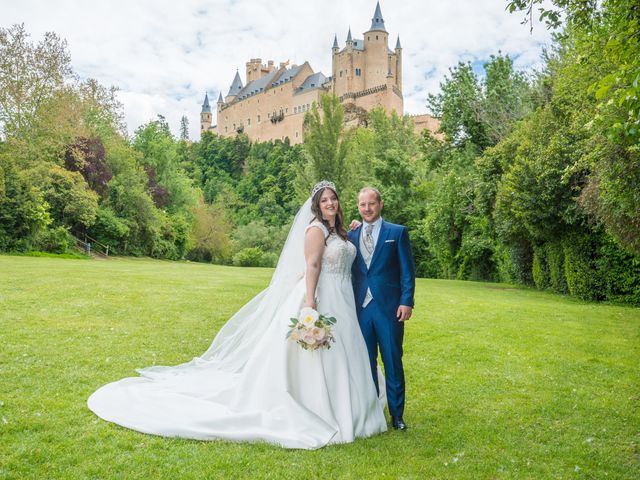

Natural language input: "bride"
[88,180,387,449]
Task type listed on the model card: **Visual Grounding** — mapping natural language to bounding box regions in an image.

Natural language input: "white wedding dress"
[88,199,387,449]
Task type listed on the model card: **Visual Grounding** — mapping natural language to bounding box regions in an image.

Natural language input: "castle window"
[225,126,228,133]
[368,36,370,41]
[285,108,288,113]
[257,115,261,122]
[247,118,251,126]
[355,68,361,76]
[339,71,343,77]
[295,132,299,138]
[376,35,378,40]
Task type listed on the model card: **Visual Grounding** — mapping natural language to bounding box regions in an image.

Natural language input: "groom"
[348,187,415,431]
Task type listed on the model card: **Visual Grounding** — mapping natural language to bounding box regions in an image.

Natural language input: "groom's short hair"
[358,187,382,202]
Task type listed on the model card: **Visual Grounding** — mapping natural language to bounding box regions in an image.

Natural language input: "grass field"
[1,255,638,479]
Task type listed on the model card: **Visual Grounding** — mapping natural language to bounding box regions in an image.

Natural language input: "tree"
[188,198,232,263]
[299,94,352,194]
[64,137,112,197]
[427,62,488,149]
[179,115,190,141]
[506,0,640,255]
[0,24,72,138]
[428,54,533,151]
[133,118,198,215]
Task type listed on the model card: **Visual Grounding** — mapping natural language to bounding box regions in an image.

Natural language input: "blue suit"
[348,220,415,417]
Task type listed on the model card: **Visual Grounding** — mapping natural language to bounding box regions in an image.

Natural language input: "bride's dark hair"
[310,186,348,241]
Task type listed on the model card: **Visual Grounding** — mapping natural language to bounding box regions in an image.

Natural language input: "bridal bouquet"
[286,307,336,350]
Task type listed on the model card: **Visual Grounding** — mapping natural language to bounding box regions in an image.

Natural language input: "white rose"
[299,307,319,327]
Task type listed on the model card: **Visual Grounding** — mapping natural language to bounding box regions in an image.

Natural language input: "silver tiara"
[311,180,336,198]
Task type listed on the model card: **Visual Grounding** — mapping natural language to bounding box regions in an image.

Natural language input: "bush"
[33,226,74,254]
[532,245,550,290]
[232,247,277,267]
[231,220,289,255]
[546,241,567,293]
[88,206,130,255]
[497,241,533,285]
[563,232,602,301]
[595,234,640,305]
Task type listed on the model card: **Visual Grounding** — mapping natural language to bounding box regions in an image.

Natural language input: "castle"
[200,2,438,144]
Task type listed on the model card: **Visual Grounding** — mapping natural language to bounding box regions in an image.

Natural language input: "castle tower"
[363,1,389,90]
[331,34,339,94]
[200,93,212,132]
[395,35,402,90]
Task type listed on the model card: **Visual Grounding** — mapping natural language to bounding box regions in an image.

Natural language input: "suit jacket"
[348,220,415,318]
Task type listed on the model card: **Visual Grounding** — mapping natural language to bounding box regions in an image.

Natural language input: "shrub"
[563,232,602,301]
[595,234,640,305]
[33,226,74,254]
[532,245,550,290]
[88,206,130,255]
[498,241,533,285]
[232,247,277,267]
[546,241,567,293]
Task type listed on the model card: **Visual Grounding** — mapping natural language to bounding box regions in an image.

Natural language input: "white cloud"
[3,0,553,139]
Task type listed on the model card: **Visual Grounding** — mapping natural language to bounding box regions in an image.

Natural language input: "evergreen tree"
[179,115,190,141]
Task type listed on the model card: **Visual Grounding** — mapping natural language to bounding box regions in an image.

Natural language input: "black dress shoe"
[391,416,407,430]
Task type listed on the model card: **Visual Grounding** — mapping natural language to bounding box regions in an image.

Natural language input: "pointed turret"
[201,93,211,113]
[227,70,243,97]
[217,92,224,104]
[200,92,212,132]
[396,35,402,50]
[346,27,353,43]
[369,1,387,32]
[332,34,339,50]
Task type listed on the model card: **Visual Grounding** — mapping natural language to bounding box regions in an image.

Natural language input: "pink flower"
[302,332,317,345]
[290,329,300,342]
[311,327,326,341]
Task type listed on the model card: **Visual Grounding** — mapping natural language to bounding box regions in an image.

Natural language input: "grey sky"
[2,0,552,139]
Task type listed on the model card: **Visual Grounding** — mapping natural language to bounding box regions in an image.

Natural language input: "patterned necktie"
[364,224,374,254]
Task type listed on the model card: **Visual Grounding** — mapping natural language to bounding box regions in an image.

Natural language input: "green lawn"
[1,255,638,479]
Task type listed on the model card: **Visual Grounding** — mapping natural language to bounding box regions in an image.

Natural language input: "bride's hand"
[349,219,362,230]
[303,300,317,310]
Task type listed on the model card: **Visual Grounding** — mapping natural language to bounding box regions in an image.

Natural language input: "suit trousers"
[358,297,405,417]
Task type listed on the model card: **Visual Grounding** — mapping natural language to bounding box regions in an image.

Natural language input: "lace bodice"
[306,221,356,278]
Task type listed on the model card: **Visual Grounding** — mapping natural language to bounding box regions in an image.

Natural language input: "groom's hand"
[397,305,413,322]
[348,219,362,230]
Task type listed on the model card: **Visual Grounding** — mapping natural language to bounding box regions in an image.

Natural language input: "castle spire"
[346,27,353,43]
[396,35,402,49]
[369,1,387,32]
[227,70,243,97]
[332,34,339,50]
[217,92,224,104]
[201,93,211,113]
